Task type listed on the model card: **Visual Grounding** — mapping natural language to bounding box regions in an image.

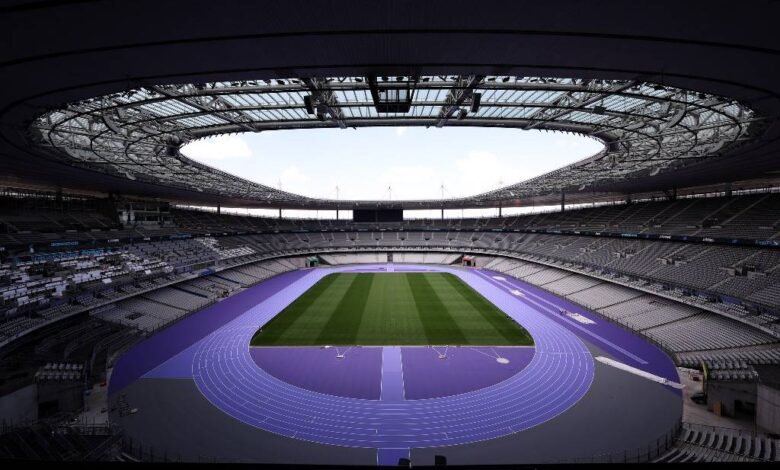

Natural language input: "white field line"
[596,356,684,389]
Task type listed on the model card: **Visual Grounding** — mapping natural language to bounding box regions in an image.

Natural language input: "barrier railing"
[559,420,683,464]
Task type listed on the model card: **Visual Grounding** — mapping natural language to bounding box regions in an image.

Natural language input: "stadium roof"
[31,76,759,209]
[1,0,779,210]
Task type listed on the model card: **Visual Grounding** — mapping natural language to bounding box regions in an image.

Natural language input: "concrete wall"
[37,381,84,417]
[0,384,37,425]
[474,256,494,268]
[757,384,780,434]
[706,381,756,418]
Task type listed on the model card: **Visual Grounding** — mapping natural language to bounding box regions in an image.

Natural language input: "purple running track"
[476,269,679,384]
[381,346,405,401]
[189,265,594,449]
[114,262,680,454]
[248,346,534,401]
[110,269,310,394]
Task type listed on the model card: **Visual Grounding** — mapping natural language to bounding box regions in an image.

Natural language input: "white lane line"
[188,264,596,448]
[476,270,648,365]
[595,356,684,389]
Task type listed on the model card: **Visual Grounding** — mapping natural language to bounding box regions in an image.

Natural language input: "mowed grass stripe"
[441,273,533,345]
[406,273,467,345]
[277,274,359,344]
[251,272,533,346]
[251,273,342,345]
[355,273,428,345]
[314,273,374,344]
[424,273,512,345]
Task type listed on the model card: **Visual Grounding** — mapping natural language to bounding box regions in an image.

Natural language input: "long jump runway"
[112,264,681,464]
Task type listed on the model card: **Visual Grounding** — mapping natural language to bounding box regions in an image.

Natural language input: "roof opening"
[181,127,604,201]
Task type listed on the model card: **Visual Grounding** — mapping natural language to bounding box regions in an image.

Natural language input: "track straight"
[191,264,595,449]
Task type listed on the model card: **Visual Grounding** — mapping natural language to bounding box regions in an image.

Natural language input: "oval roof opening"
[181,127,604,201]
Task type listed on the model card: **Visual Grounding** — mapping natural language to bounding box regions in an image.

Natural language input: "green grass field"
[250,272,533,346]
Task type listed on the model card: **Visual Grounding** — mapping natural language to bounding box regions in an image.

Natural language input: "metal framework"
[31,75,762,209]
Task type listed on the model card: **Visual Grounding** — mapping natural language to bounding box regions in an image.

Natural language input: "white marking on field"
[596,356,684,389]
[510,289,524,296]
[566,312,595,325]
[492,276,506,281]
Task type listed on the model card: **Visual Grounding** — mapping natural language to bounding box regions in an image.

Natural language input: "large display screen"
[353,209,403,223]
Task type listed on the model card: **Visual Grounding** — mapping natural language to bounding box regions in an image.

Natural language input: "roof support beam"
[34,77,756,210]
[301,77,347,129]
[436,75,484,128]
[148,85,258,135]
[525,80,637,130]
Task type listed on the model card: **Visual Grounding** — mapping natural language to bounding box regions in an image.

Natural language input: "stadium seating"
[1,192,779,373]
[90,256,304,332]
[163,193,780,240]
[654,423,780,463]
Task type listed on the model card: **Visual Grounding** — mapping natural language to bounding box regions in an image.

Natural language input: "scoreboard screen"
[353,209,403,223]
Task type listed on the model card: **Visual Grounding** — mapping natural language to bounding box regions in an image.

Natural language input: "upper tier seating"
[2,192,779,369]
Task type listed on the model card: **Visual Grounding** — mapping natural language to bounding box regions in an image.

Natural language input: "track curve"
[191,265,594,449]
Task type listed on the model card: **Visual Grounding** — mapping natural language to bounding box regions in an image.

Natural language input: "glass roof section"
[31,75,761,209]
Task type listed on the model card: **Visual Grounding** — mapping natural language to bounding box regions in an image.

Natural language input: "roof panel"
[33,75,758,208]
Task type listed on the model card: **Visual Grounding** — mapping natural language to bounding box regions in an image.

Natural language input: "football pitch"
[250,272,533,346]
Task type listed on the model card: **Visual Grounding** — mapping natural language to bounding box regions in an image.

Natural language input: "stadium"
[0,0,779,466]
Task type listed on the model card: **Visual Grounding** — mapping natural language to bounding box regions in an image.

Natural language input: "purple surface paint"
[402,346,535,399]
[381,346,405,401]
[250,346,382,400]
[187,265,595,448]
[110,269,310,395]
[112,263,679,452]
[476,268,680,385]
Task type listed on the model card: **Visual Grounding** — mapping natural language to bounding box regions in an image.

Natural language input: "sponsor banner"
[50,240,79,247]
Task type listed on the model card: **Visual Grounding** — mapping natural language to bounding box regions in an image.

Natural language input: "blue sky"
[182,127,603,203]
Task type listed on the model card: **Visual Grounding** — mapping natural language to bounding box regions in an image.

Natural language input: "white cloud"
[179,128,602,201]
[450,149,550,197]
[181,135,252,161]
[552,133,601,151]
[374,165,440,200]
[451,151,529,196]
[455,150,499,176]
[279,165,311,192]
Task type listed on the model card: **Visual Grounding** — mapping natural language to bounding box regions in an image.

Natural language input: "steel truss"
[32,75,761,209]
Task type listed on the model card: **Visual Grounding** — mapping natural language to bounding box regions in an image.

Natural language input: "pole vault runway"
[190,265,593,451]
[113,263,682,464]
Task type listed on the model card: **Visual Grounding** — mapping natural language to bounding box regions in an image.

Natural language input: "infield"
[250,272,533,346]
